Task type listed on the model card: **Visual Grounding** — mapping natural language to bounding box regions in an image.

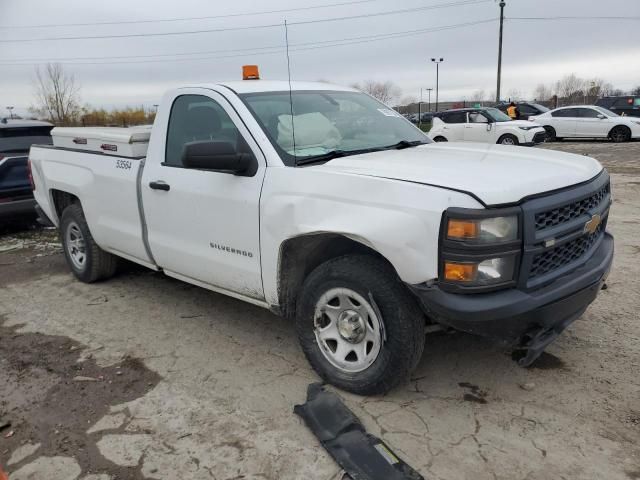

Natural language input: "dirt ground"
[1,141,639,480]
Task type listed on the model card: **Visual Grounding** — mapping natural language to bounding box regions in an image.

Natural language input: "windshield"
[484,107,513,122]
[240,90,430,166]
[595,106,619,117]
[530,103,550,113]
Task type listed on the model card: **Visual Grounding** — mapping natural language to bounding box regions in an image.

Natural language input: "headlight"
[440,208,522,291]
[447,216,518,243]
[443,256,517,286]
[518,126,537,131]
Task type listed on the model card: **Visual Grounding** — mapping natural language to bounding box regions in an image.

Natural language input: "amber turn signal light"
[242,65,260,80]
[443,262,477,282]
[447,219,478,240]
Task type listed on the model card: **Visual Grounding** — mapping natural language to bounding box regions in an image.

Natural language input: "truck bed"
[29,144,153,267]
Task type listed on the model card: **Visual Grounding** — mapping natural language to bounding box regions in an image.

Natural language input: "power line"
[0,19,497,66]
[0,0,378,29]
[508,16,640,21]
[0,0,493,43]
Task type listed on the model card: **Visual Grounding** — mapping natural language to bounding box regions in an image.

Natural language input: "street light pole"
[431,58,444,112]
[6,106,14,119]
[426,88,433,112]
[496,0,506,102]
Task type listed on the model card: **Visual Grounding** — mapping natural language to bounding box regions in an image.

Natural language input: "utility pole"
[419,88,423,128]
[431,58,444,112]
[426,88,433,112]
[496,0,506,103]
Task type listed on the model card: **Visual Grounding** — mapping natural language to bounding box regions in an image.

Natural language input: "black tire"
[433,136,448,142]
[543,126,557,142]
[60,203,118,283]
[609,125,631,143]
[296,255,425,395]
[497,134,519,146]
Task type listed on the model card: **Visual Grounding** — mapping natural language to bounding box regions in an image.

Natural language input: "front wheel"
[60,204,119,283]
[296,255,425,395]
[497,134,519,146]
[433,136,448,142]
[543,126,557,142]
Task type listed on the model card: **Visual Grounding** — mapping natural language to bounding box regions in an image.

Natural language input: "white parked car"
[28,80,613,394]
[529,105,640,142]
[428,107,547,146]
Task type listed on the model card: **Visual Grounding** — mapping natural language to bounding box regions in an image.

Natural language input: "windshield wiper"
[296,148,381,166]
[384,140,427,150]
[295,140,426,166]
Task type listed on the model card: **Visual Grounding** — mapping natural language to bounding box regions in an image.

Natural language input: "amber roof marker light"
[242,65,260,80]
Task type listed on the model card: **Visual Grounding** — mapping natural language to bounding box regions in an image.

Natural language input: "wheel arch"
[276,233,395,319]
[51,189,82,221]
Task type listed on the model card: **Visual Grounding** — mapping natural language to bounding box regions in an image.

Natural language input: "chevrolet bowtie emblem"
[584,214,602,235]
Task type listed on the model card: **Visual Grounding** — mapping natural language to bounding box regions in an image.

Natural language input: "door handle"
[149,181,170,191]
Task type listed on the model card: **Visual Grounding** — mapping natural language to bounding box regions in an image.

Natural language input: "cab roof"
[179,80,358,95]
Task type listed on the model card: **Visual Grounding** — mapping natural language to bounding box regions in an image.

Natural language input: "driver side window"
[165,95,241,167]
[469,112,489,123]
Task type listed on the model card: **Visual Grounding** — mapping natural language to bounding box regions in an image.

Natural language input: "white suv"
[529,105,640,142]
[428,107,547,146]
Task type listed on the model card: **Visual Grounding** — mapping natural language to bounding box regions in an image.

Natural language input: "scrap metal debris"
[294,383,424,480]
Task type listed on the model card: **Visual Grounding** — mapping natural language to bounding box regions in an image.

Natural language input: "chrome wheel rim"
[313,288,383,373]
[501,137,515,145]
[66,221,86,270]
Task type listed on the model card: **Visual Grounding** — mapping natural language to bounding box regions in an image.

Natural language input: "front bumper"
[409,233,613,362]
[521,129,547,146]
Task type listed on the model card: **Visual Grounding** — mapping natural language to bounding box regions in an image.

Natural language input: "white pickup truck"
[29,80,613,394]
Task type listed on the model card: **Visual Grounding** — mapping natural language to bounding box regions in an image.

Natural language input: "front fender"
[260,167,482,306]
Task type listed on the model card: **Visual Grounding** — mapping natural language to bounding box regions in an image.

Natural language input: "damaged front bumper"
[408,233,614,365]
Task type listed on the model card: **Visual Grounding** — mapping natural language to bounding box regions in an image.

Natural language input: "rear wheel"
[60,204,118,283]
[433,136,448,143]
[609,125,631,143]
[296,255,425,395]
[497,134,519,146]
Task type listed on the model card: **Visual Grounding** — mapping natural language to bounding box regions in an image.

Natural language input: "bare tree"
[471,89,486,102]
[31,63,81,125]
[555,74,586,103]
[507,88,523,101]
[632,86,640,96]
[533,83,553,102]
[352,80,401,105]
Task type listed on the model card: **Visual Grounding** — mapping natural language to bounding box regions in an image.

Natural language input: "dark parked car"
[595,96,640,118]
[494,101,550,120]
[0,118,53,219]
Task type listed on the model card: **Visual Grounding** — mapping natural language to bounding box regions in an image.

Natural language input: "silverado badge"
[583,214,601,235]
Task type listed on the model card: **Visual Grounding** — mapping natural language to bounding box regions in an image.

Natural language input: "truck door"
[141,89,266,300]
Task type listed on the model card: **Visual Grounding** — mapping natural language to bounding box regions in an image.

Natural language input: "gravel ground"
[1,141,639,480]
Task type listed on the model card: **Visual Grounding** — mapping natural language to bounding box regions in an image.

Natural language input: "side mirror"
[597,114,606,119]
[486,123,493,131]
[182,141,257,176]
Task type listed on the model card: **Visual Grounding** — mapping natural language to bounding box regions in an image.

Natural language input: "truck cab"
[28,79,613,395]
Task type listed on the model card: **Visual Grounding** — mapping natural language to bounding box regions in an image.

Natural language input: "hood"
[314,143,603,205]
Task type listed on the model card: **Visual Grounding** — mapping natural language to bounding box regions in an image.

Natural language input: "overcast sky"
[1,0,639,116]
